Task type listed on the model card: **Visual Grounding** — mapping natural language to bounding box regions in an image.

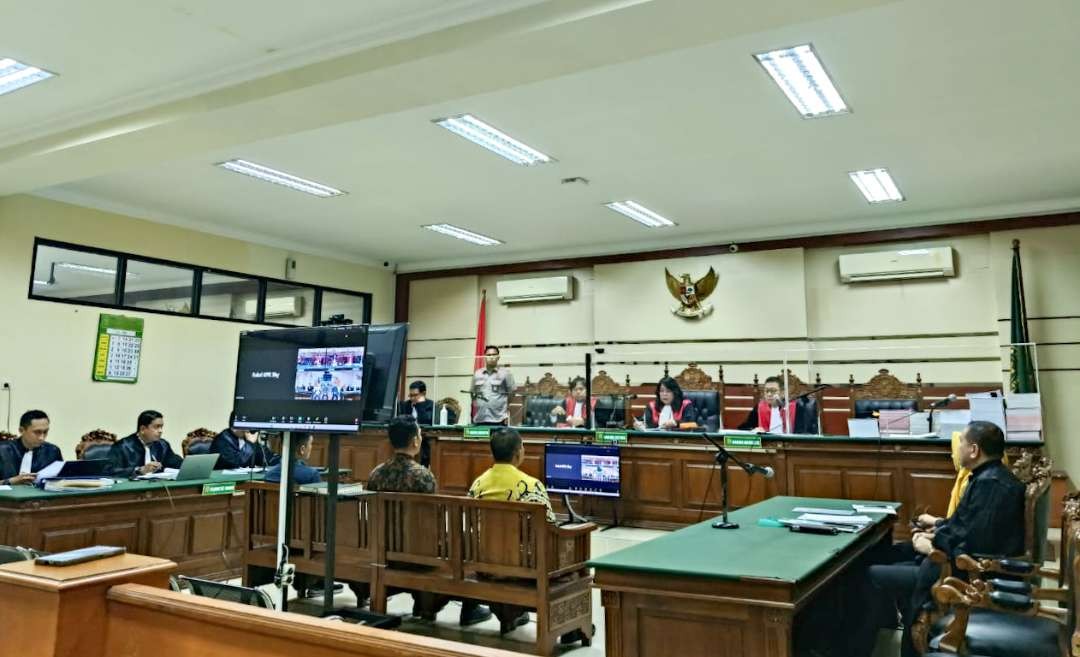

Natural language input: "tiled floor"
[268,526,903,656]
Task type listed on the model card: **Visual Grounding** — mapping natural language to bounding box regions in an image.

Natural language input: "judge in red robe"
[642,376,699,430]
[738,375,819,434]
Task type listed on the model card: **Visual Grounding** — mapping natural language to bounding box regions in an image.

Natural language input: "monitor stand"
[560,492,590,526]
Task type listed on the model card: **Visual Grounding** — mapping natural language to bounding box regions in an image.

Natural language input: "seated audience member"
[369,415,491,626]
[469,427,556,523]
[108,410,183,478]
[209,423,279,470]
[469,428,588,639]
[737,375,819,434]
[849,421,1024,657]
[0,410,62,486]
[367,415,437,494]
[264,433,321,485]
[550,377,594,428]
[639,376,698,430]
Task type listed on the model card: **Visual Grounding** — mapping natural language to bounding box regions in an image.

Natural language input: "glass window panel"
[122,259,195,314]
[31,245,120,304]
[200,272,260,321]
[264,281,315,326]
[320,290,366,326]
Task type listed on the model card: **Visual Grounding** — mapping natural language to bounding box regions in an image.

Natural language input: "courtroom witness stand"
[0,410,62,486]
[848,421,1025,657]
[107,410,183,478]
[471,346,515,426]
[637,376,699,430]
[549,377,594,428]
[209,424,279,470]
[367,415,493,627]
[737,375,819,434]
[466,428,590,646]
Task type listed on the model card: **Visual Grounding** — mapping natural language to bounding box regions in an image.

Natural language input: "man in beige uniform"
[471,345,515,425]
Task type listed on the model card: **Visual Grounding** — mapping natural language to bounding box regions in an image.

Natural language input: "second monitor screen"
[544,443,621,498]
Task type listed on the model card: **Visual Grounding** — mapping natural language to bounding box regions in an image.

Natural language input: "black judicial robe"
[0,440,63,481]
[108,434,183,478]
[209,429,279,470]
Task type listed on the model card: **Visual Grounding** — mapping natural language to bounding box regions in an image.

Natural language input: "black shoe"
[459,604,493,627]
[560,624,595,645]
[305,582,345,598]
[499,611,529,634]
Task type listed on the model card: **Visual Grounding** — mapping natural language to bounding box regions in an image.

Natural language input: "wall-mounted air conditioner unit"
[243,296,304,319]
[495,276,574,304]
[839,247,955,283]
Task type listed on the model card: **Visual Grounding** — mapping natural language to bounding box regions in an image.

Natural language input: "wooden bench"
[243,481,375,599]
[371,492,595,656]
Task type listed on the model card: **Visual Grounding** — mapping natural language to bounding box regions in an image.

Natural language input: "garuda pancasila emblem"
[665,267,718,319]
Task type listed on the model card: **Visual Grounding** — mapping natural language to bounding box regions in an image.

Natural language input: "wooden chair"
[372,492,595,656]
[912,450,1055,654]
[518,373,570,427]
[75,429,117,460]
[591,370,631,429]
[435,397,461,425]
[850,369,922,424]
[183,428,217,456]
[673,363,723,431]
[925,489,1079,656]
[242,481,375,600]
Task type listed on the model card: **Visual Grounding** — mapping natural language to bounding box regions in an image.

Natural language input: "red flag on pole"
[474,290,487,372]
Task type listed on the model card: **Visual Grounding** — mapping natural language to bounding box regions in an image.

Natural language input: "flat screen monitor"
[361,323,409,423]
[544,442,621,498]
[232,325,368,433]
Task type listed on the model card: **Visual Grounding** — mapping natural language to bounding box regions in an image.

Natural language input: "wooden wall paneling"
[94,522,140,552]
[190,512,228,555]
[633,460,678,505]
[148,516,190,559]
[790,466,845,500]
[905,471,958,520]
[41,527,94,554]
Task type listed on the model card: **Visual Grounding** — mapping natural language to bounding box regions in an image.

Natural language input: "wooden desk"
[0,473,252,579]
[305,426,1040,539]
[590,496,897,657]
[0,553,174,657]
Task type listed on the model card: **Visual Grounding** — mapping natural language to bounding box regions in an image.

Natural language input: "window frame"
[28,237,373,328]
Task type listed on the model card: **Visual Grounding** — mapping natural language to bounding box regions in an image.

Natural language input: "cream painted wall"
[0,194,394,457]
[404,225,1080,482]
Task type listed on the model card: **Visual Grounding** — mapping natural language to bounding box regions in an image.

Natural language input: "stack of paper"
[1006,393,1043,441]
[969,392,1007,432]
[877,410,911,435]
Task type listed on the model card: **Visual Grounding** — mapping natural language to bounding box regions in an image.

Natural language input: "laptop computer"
[140,453,220,481]
[55,459,110,478]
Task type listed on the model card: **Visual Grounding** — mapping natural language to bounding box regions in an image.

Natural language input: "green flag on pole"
[1009,240,1037,393]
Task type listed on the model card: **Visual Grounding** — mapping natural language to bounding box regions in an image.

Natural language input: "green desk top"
[588,496,899,583]
[0,471,263,502]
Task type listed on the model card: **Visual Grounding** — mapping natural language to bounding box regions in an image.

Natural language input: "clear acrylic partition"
[411,343,1040,440]
[786,341,1041,440]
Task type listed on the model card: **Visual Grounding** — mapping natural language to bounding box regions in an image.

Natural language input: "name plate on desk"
[724,435,762,449]
[202,482,236,496]
[596,430,628,444]
[463,426,492,440]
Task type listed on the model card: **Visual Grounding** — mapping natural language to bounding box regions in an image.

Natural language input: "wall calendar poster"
[92,314,144,383]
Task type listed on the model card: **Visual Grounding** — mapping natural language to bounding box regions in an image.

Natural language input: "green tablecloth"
[0,471,264,502]
[588,496,899,583]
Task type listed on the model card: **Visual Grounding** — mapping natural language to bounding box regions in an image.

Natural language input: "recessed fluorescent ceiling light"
[604,201,676,228]
[754,44,848,118]
[433,114,552,166]
[424,224,503,246]
[55,262,138,277]
[0,57,55,96]
[849,168,904,203]
[217,159,345,197]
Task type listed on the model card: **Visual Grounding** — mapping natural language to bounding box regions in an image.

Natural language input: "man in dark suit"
[397,380,457,467]
[108,410,183,478]
[209,424,279,470]
[0,410,63,485]
[737,375,819,434]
